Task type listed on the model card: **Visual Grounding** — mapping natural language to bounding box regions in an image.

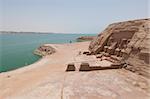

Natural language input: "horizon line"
[0,31,98,34]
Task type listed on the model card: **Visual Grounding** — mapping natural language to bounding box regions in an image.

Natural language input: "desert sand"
[0,41,149,99]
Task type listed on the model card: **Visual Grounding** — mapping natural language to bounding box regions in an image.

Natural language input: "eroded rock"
[89,19,150,78]
[34,45,56,56]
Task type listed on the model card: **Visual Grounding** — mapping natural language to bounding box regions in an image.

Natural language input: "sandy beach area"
[0,41,149,99]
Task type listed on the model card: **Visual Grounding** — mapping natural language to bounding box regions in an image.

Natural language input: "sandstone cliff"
[89,19,150,78]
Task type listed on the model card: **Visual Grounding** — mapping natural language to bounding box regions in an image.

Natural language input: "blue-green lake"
[0,33,96,72]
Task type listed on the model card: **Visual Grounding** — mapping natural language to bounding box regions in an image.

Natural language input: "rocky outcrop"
[89,19,150,78]
[76,36,96,42]
[34,45,56,56]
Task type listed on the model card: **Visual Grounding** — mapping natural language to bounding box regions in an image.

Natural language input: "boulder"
[96,54,103,58]
[83,51,90,54]
[34,45,56,56]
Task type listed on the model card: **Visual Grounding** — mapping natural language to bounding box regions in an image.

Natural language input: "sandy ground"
[0,41,149,99]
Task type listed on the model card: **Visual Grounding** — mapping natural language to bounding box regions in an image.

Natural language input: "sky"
[0,0,149,33]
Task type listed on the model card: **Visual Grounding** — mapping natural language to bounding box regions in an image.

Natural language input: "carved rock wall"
[89,19,150,78]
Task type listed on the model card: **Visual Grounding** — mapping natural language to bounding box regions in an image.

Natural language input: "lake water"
[0,33,96,72]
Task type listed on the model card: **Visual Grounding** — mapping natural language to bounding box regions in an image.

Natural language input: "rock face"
[89,19,150,78]
[34,45,56,56]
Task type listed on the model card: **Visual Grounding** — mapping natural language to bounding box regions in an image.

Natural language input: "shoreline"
[0,33,96,73]
[0,52,42,73]
[0,41,149,99]
[0,41,89,75]
[0,41,88,73]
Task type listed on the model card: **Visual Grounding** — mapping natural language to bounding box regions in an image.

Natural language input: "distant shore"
[0,31,97,35]
[76,36,96,42]
[0,31,56,34]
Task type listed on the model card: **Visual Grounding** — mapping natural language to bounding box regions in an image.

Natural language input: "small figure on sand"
[69,40,72,43]
[78,51,81,55]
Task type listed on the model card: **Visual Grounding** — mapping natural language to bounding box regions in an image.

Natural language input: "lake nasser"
[0,33,96,72]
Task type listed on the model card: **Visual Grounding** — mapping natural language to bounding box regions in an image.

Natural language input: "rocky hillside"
[89,19,150,78]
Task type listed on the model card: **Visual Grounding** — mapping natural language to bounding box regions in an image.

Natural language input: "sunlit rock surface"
[89,19,150,78]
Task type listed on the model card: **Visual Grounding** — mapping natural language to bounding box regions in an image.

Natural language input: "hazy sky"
[0,0,149,33]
